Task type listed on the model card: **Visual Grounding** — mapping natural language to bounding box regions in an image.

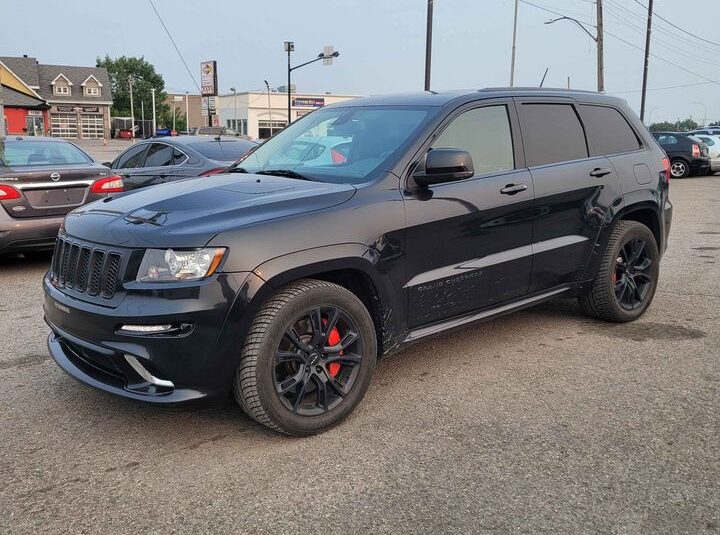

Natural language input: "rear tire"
[578,221,660,323]
[670,158,690,178]
[233,279,377,436]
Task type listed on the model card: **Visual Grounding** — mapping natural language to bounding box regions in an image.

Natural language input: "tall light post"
[545,15,604,92]
[150,87,156,137]
[230,87,237,133]
[264,80,272,138]
[639,0,654,122]
[128,76,135,143]
[425,0,434,91]
[185,91,189,133]
[284,42,339,126]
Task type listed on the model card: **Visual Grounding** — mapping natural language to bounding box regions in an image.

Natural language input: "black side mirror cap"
[413,148,474,187]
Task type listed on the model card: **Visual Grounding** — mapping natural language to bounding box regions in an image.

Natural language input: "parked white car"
[694,134,720,172]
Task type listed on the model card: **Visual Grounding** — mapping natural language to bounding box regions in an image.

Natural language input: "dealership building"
[0,55,112,139]
[215,90,358,140]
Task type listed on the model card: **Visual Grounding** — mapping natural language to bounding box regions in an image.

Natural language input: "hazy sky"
[2,0,718,124]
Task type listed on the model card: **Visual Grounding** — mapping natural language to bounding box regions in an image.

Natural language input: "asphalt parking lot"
[0,177,718,534]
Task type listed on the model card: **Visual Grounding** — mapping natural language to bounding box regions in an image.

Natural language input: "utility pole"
[264,80,272,138]
[0,83,6,138]
[231,87,237,133]
[640,0,654,122]
[510,0,519,86]
[285,41,294,126]
[596,0,604,92]
[424,0,434,91]
[141,101,145,138]
[151,88,157,136]
[128,76,135,143]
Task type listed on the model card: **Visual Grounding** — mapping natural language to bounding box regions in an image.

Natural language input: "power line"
[611,80,720,94]
[147,0,201,93]
[631,0,720,50]
[517,0,595,26]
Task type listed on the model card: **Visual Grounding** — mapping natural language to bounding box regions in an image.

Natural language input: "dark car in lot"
[1,137,122,255]
[44,88,672,436]
[651,132,710,178]
[108,136,256,190]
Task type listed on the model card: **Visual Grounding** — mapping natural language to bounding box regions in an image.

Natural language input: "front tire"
[579,221,660,322]
[234,279,377,436]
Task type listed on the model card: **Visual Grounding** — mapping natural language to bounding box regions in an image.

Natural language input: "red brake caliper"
[323,318,343,378]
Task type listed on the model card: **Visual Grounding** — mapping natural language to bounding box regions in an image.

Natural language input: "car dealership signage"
[292,97,325,108]
[201,61,218,96]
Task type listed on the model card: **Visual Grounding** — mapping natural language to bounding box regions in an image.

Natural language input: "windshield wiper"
[255,169,319,182]
[228,166,248,173]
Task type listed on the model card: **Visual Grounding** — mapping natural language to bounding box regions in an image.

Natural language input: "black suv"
[652,132,710,178]
[44,89,672,435]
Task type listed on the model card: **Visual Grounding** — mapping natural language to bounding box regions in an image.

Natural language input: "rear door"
[515,99,622,292]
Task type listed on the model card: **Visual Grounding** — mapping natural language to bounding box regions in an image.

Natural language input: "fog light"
[118,324,174,334]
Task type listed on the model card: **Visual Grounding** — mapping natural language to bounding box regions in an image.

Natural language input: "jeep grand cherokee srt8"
[44,89,672,435]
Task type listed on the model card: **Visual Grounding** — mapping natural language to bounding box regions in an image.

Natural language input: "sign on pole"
[200,60,218,96]
[323,46,334,66]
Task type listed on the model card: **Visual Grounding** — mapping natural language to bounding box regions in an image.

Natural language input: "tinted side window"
[115,144,147,169]
[519,103,588,167]
[431,105,514,176]
[579,105,641,156]
[144,144,175,167]
[656,135,677,146]
[172,149,187,165]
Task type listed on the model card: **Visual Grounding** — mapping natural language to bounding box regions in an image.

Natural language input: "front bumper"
[44,271,259,405]
[0,208,63,254]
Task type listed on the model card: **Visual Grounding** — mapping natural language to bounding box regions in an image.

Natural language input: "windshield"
[0,140,93,167]
[235,106,431,184]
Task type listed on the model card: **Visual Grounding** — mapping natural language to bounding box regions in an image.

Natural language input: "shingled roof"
[0,56,40,87]
[0,84,48,108]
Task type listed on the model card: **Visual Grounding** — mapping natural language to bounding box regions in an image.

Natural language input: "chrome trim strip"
[404,235,588,288]
[405,287,570,342]
[15,179,95,190]
[124,354,174,388]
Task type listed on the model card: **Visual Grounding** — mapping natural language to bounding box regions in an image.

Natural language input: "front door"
[403,101,535,328]
[514,99,623,292]
[25,115,45,136]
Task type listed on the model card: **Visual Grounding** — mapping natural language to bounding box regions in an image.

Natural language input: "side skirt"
[403,286,571,343]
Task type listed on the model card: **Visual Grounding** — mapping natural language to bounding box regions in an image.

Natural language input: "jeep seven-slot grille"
[51,237,123,299]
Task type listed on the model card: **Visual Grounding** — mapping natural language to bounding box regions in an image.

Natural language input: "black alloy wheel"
[234,279,376,436]
[578,220,660,322]
[274,306,363,416]
[613,237,653,310]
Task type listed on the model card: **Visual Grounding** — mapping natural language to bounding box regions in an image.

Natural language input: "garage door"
[80,114,104,139]
[50,113,78,139]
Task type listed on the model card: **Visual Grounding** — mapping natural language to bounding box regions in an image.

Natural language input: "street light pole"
[151,88,156,137]
[264,80,272,138]
[424,0,434,91]
[545,16,602,91]
[510,0,519,86]
[284,42,339,127]
[231,87,237,133]
[692,101,707,127]
[128,76,135,143]
[185,91,189,133]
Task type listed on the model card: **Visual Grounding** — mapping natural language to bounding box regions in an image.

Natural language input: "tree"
[649,118,698,132]
[97,55,169,123]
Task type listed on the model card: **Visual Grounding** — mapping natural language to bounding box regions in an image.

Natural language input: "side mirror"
[413,148,474,187]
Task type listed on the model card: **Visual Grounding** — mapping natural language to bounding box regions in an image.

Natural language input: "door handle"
[500,183,528,195]
[589,167,612,178]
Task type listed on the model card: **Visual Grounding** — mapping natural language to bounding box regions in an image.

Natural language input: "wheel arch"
[617,202,662,250]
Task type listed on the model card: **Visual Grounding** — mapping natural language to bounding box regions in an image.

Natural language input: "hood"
[63,173,357,248]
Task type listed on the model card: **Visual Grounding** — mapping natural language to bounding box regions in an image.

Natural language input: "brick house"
[0,55,113,139]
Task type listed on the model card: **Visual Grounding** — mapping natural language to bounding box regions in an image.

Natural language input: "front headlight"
[136,248,226,282]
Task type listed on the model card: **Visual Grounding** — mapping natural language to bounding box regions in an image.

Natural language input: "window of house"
[55,86,70,95]
[85,86,100,96]
[519,103,589,167]
[578,105,641,156]
[431,105,514,176]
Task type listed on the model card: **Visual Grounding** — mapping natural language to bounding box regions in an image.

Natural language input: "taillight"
[0,184,21,201]
[90,175,124,194]
[692,144,700,157]
[200,167,227,177]
[661,157,670,184]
